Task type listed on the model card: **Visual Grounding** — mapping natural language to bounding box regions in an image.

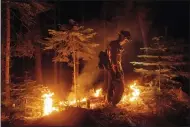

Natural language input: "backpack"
[98,51,110,70]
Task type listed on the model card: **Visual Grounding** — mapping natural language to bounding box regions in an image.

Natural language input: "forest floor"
[2,80,190,127]
[2,105,190,127]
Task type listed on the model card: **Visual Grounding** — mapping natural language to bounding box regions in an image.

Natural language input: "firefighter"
[100,30,131,106]
[107,30,131,81]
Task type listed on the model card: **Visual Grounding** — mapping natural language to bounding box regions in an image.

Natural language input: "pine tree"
[131,36,190,90]
[2,0,52,106]
[10,1,52,26]
[10,81,49,119]
[11,1,52,84]
[4,0,11,106]
[13,20,44,84]
[42,21,98,101]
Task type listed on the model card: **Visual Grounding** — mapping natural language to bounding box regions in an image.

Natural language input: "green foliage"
[131,36,190,89]
[43,22,99,66]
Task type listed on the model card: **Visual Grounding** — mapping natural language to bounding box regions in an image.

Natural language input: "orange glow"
[129,81,140,102]
[94,88,102,97]
[121,94,127,103]
[59,97,87,107]
[42,92,54,116]
[120,81,141,104]
[81,97,87,102]
[69,99,77,105]
[40,80,142,117]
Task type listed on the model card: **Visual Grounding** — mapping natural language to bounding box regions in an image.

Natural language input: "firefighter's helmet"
[118,30,131,40]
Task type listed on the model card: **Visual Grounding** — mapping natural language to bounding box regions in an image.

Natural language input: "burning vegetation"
[31,81,143,117]
[4,78,190,124]
[2,33,190,127]
[5,80,143,120]
[1,1,190,127]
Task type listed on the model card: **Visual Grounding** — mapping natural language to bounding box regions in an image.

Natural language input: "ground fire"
[129,81,140,102]
[42,92,59,116]
[93,88,103,97]
[41,81,141,117]
[2,1,190,127]
[120,81,141,104]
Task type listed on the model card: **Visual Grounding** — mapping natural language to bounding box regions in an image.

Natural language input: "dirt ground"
[2,105,188,127]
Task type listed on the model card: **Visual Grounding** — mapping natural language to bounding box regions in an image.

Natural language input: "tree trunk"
[137,11,148,48]
[73,51,79,105]
[76,52,79,95]
[5,0,11,105]
[73,51,77,100]
[53,53,58,85]
[35,45,43,84]
[58,62,62,84]
[103,17,108,94]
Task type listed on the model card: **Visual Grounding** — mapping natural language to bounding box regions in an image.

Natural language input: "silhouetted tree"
[2,0,52,107]
[43,20,98,100]
[131,36,190,90]
[14,20,44,84]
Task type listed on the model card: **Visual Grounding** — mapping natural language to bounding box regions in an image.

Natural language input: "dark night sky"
[57,1,103,22]
[7,1,189,41]
[49,1,189,39]
[149,2,189,39]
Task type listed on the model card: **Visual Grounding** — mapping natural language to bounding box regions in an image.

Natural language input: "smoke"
[76,1,152,95]
[77,55,100,95]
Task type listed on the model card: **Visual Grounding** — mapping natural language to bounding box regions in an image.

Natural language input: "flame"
[40,81,141,117]
[121,94,127,103]
[81,97,87,102]
[129,81,140,102]
[59,101,64,105]
[52,107,59,112]
[94,88,102,97]
[42,92,54,116]
[68,99,77,105]
[59,97,87,107]
[41,91,89,117]
[68,98,87,105]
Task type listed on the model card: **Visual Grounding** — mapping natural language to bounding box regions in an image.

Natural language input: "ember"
[129,81,140,102]
[68,99,77,105]
[94,88,102,97]
[81,98,87,102]
[120,81,141,104]
[121,95,127,103]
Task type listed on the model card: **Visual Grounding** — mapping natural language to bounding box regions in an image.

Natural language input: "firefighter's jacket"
[107,39,124,79]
